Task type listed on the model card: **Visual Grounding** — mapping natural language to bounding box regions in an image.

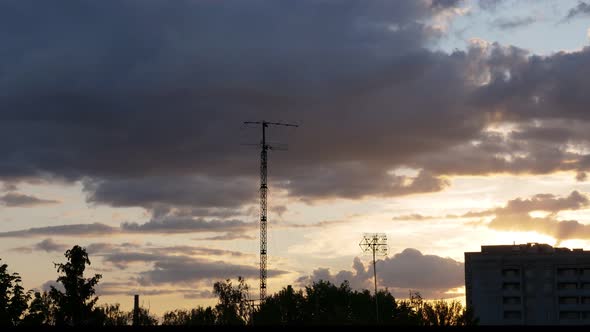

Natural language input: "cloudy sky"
[2,0,590,315]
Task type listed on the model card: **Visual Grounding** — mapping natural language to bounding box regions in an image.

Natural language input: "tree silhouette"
[94,303,131,326]
[162,307,216,326]
[408,291,477,326]
[0,252,477,327]
[302,280,353,324]
[134,307,158,326]
[213,276,252,325]
[0,259,31,326]
[20,291,54,326]
[253,285,306,325]
[49,245,102,326]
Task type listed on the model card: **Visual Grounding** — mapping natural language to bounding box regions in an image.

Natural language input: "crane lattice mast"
[244,120,298,301]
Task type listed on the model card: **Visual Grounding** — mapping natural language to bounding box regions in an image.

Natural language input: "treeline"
[1,245,477,326]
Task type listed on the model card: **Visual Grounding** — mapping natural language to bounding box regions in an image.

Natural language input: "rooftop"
[469,243,588,255]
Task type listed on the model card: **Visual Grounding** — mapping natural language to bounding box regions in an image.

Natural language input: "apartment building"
[465,243,590,325]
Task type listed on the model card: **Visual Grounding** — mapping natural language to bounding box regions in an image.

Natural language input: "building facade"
[465,243,590,325]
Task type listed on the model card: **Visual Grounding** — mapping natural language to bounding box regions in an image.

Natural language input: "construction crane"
[244,121,298,302]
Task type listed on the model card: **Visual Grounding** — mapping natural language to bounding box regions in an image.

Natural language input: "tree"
[373,289,399,324]
[0,259,31,326]
[253,285,306,325]
[94,303,131,326]
[134,307,158,326]
[301,280,353,325]
[213,276,252,325]
[21,291,54,326]
[409,292,477,326]
[162,307,216,326]
[49,245,102,326]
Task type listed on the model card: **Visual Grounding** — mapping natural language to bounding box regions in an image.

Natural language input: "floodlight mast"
[360,233,388,324]
[244,121,298,302]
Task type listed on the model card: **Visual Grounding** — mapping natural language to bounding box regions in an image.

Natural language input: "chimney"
[133,294,139,326]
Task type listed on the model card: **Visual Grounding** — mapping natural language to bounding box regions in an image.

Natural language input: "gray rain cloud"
[137,255,287,286]
[0,0,589,219]
[565,1,590,20]
[0,218,257,238]
[0,0,476,212]
[491,16,537,30]
[0,192,59,207]
[297,249,464,299]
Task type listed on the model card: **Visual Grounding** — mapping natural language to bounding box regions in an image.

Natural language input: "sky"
[2,0,590,316]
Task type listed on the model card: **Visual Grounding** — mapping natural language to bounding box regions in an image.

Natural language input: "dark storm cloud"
[72,242,263,298]
[85,242,141,254]
[431,0,464,9]
[1,0,590,209]
[0,216,256,238]
[101,252,161,269]
[0,192,59,207]
[0,0,477,206]
[0,0,443,179]
[95,281,216,299]
[76,241,253,269]
[198,233,257,241]
[101,249,250,270]
[296,257,371,290]
[478,0,505,10]
[297,249,464,299]
[283,168,449,201]
[137,255,287,286]
[471,44,590,122]
[377,249,464,296]
[121,217,256,234]
[565,1,590,20]
[33,238,68,252]
[0,223,118,237]
[147,245,250,258]
[84,176,257,212]
[491,16,537,30]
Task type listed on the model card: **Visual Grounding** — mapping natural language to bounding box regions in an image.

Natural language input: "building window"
[503,296,521,305]
[544,269,553,278]
[525,283,536,293]
[559,311,579,320]
[543,283,552,292]
[559,297,579,305]
[502,282,521,290]
[582,312,590,320]
[581,283,590,290]
[503,311,522,320]
[525,269,535,278]
[557,282,578,290]
[502,268,520,277]
[581,297,590,304]
[557,268,578,277]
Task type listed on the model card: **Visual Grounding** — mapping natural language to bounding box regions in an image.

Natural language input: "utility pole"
[359,233,388,324]
[244,120,298,302]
